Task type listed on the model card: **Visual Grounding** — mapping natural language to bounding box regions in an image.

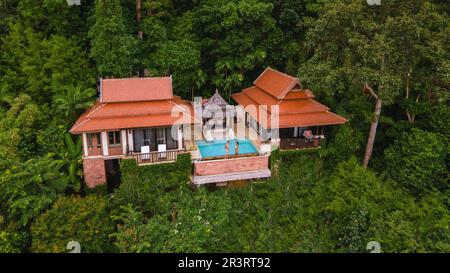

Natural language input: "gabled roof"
[100,77,173,103]
[203,89,235,118]
[70,96,199,134]
[70,77,199,134]
[204,89,228,106]
[253,67,302,99]
[232,67,347,129]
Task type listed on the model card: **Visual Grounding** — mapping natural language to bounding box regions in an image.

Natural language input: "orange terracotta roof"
[284,89,315,99]
[232,67,347,128]
[276,112,347,128]
[70,99,198,133]
[71,113,196,133]
[253,67,302,99]
[86,98,190,118]
[234,92,328,114]
[70,76,200,134]
[101,77,173,102]
[278,99,329,114]
[242,86,278,106]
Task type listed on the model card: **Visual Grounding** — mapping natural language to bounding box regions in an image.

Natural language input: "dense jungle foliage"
[0,0,448,252]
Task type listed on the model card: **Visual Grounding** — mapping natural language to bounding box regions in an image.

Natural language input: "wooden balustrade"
[279,137,323,150]
[134,150,179,165]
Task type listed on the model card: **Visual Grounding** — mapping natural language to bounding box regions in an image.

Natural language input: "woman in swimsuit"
[225,140,230,157]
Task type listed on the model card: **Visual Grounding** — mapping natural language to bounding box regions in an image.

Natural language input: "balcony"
[279,136,324,150]
[132,149,183,165]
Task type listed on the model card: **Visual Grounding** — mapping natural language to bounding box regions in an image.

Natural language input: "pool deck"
[185,124,265,158]
[183,124,272,186]
[191,155,271,186]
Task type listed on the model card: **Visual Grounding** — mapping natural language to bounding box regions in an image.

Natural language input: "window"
[156,128,166,145]
[87,133,101,148]
[108,131,121,146]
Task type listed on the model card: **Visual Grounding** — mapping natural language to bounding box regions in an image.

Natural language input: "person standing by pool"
[235,141,239,156]
[225,140,230,158]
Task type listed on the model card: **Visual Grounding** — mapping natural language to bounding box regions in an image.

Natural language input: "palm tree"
[60,133,83,192]
[54,85,95,124]
[192,69,207,101]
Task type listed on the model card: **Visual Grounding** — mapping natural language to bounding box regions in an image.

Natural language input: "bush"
[113,153,192,214]
[384,128,448,195]
[31,195,115,253]
[84,184,109,196]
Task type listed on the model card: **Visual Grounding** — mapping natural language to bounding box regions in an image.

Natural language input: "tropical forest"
[0,0,448,253]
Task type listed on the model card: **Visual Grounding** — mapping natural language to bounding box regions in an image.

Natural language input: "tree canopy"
[0,0,448,253]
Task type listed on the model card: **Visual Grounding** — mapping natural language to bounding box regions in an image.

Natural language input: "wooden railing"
[133,150,180,165]
[280,137,323,150]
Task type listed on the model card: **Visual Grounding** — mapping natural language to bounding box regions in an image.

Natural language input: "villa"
[70,67,346,189]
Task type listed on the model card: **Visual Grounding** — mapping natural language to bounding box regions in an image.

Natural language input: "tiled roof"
[284,89,315,99]
[276,112,347,128]
[253,67,302,99]
[232,67,347,128]
[70,77,199,134]
[71,113,196,133]
[101,77,173,102]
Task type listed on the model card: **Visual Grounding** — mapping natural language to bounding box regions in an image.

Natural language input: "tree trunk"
[363,83,382,168]
[136,0,143,39]
[405,69,415,123]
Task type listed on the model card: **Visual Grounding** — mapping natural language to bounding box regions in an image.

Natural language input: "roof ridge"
[267,67,298,81]
[86,102,106,118]
[253,67,302,99]
[102,76,172,81]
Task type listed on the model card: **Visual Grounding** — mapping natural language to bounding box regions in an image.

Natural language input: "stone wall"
[83,157,106,188]
[193,155,269,176]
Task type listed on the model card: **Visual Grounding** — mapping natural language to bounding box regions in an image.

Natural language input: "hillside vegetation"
[0,0,448,252]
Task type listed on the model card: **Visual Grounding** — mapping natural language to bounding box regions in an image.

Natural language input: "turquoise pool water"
[196,139,258,158]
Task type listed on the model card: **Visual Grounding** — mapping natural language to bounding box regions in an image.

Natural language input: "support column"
[127,129,134,153]
[177,126,183,150]
[82,133,88,157]
[101,131,109,156]
[83,157,106,188]
[121,130,127,154]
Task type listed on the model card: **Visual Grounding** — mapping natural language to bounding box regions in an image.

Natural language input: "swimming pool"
[196,139,258,158]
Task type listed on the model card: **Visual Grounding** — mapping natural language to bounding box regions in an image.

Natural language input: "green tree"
[31,195,115,253]
[17,0,90,38]
[53,85,95,125]
[150,39,202,99]
[300,0,448,168]
[193,0,283,96]
[112,187,231,252]
[89,0,139,77]
[60,134,83,192]
[0,154,69,227]
[384,128,448,195]
[318,157,401,252]
[0,24,95,104]
[0,95,44,163]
